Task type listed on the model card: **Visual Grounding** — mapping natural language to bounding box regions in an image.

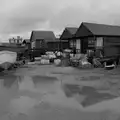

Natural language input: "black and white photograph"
[0,0,120,119]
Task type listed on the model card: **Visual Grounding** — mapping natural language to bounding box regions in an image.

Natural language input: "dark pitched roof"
[75,22,120,37]
[66,27,78,35]
[30,31,56,42]
[23,39,30,44]
[60,27,78,40]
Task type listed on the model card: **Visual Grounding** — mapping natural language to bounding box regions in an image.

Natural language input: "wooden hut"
[30,30,56,56]
[75,22,120,59]
[60,27,78,52]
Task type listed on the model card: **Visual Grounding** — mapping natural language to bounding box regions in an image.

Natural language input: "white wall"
[31,41,35,49]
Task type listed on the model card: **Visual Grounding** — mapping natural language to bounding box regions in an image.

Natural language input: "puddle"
[19,76,36,92]
[0,65,120,119]
[9,96,40,116]
[0,73,20,89]
[32,75,58,83]
[81,93,116,107]
[63,84,80,97]
[80,76,101,81]
[17,75,62,100]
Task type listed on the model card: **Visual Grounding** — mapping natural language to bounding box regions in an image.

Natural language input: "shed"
[30,30,56,49]
[30,31,57,56]
[47,38,69,51]
[75,22,120,38]
[60,27,78,50]
[75,22,120,57]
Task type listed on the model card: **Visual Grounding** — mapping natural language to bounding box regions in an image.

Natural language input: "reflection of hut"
[9,36,23,45]
[3,75,17,88]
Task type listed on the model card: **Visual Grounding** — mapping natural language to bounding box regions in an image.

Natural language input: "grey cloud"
[0,0,55,35]
[50,3,120,31]
[7,17,47,33]
[49,7,98,30]
[1,0,120,40]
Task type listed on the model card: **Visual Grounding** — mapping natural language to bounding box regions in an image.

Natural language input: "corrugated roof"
[30,31,56,42]
[76,22,120,37]
[60,27,78,40]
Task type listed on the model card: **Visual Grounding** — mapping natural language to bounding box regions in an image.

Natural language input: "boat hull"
[0,51,17,70]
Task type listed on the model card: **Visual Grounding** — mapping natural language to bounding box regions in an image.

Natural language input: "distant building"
[9,36,23,46]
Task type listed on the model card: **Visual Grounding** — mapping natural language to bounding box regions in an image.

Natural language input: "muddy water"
[0,66,119,119]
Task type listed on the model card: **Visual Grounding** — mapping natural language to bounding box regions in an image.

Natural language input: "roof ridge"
[66,27,78,29]
[32,30,54,32]
[82,22,120,27]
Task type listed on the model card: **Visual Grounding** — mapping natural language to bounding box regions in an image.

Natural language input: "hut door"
[76,39,81,53]
[70,40,73,48]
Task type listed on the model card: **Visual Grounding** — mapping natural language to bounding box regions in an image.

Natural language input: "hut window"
[70,40,76,48]
[70,40,73,47]
[76,39,80,50]
[96,37,103,47]
[88,37,95,47]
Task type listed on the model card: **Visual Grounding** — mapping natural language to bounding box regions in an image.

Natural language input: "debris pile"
[54,59,61,66]
[70,54,92,69]
[78,54,92,69]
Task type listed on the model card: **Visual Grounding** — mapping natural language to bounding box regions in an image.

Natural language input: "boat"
[0,51,17,70]
[104,61,115,70]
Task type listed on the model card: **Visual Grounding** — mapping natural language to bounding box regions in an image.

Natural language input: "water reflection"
[32,75,57,83]
[63,84,117,107]
[8,75,63,117]
[0,68,120,120]
[19,76,35,92]
[9,96,40,116]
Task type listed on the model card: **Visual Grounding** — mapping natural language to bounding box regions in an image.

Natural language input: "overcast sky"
[0,0,120,41]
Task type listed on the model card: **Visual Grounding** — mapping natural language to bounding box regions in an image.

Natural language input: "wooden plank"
[104,46,120,57]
